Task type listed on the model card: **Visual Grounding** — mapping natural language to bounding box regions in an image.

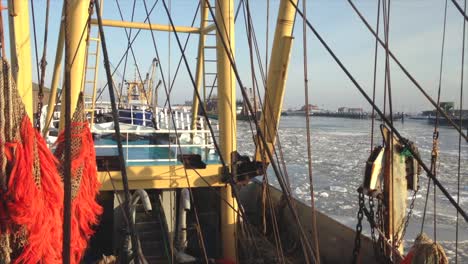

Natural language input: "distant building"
[338,107,364,114]
[348,108,363,114]
[338,107,348,113]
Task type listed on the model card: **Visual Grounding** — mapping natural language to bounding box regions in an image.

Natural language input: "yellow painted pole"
[89,40,101,127]
[90,19,200,33]
[256,0,297,162]
[201,23,216,34]
[89,0,103,128]
[59,0,91,130]
[216,0,237,261]
[8,0,33,119]
[191,0,209,132]
[43,15,64,136]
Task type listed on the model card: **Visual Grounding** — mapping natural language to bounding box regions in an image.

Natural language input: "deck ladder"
[83,0,104,127]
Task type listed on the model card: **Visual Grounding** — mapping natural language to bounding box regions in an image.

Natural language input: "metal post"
[89,0,103,128]
[216,0,237,261]
[59,0,90,130]
[256,0,297,162]
[8,0,33,119]
[43,9,64,137]
[191,0,209,133]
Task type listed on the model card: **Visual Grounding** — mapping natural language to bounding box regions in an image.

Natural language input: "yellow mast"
[90,19,200,33]
[8,0,33,119]
[59,0,91,129]
[43,8,65,136]
[191,0,209,132]
[256,0,297,162]
[216,0,238,261]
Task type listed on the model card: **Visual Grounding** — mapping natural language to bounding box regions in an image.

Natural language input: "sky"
[4,0,468,113]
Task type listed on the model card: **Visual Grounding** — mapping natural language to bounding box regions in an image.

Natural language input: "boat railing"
[92,121,219,164]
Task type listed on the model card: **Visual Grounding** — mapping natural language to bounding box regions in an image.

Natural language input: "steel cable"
[289,0,468,223]
[421,0,449,244]
[455,0,467,262]
[347,0,468,142]
[301,0,320,262]
[93,1,140,262]
[204,1,317,262]
[370,0,381,151]
[95,0,159,102]
[62,0,72,261]
[161,0,314,262]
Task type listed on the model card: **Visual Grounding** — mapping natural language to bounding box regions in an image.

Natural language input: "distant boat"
[427,115,468,128]
[407,115,428,120]
[376,113,404,122]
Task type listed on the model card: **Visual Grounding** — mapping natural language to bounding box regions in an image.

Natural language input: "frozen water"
[237,116,468,262]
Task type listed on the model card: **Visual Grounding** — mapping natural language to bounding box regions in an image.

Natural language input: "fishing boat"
[0,1,466,264]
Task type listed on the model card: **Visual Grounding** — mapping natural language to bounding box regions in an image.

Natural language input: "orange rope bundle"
[0,58,101,263]
[5,115,63,264]
[54,101,103,263]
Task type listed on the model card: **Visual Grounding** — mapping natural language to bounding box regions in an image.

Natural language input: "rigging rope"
[289,0,468,223]
[241,3,287,262]
[240,0,292,197]
[455,0,467,262]
[240,0,293,196]
[347,0,468,142]
[301,0,320,262]
[62,0,73,261]
[382,0,400,256]
[95,0,159,102]
[93,1,140,263]
[266,0,270,87]
[157,0,266,261]
[29,0,40,85]
[34,0,50,131]
[383,0,393,125]
[114,0,137,106]
[248,0,294,193]
[160,0,312,262]
[163,3,200,109]
[451,0,468,22]
[421,0,449,244]
[370,0,381,151]
[203,1,317,262]
[154,8,211,258]
[113,0,154,124]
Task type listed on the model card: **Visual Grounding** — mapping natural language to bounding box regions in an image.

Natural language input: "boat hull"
[239,181,376,263]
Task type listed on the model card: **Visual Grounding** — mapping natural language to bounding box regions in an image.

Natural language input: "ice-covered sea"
[236,116,468,262]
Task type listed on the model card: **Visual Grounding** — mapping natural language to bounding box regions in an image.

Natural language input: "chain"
[369,197,378,253]
[395,188,418,249]
[352,191,365,264]
[376,200,390,263]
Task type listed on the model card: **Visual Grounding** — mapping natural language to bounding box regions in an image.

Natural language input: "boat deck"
[93,133,225,191]
[94,137,220,166]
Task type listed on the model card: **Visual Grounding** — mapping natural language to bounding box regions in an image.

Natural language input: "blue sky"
[6,0,468,113]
